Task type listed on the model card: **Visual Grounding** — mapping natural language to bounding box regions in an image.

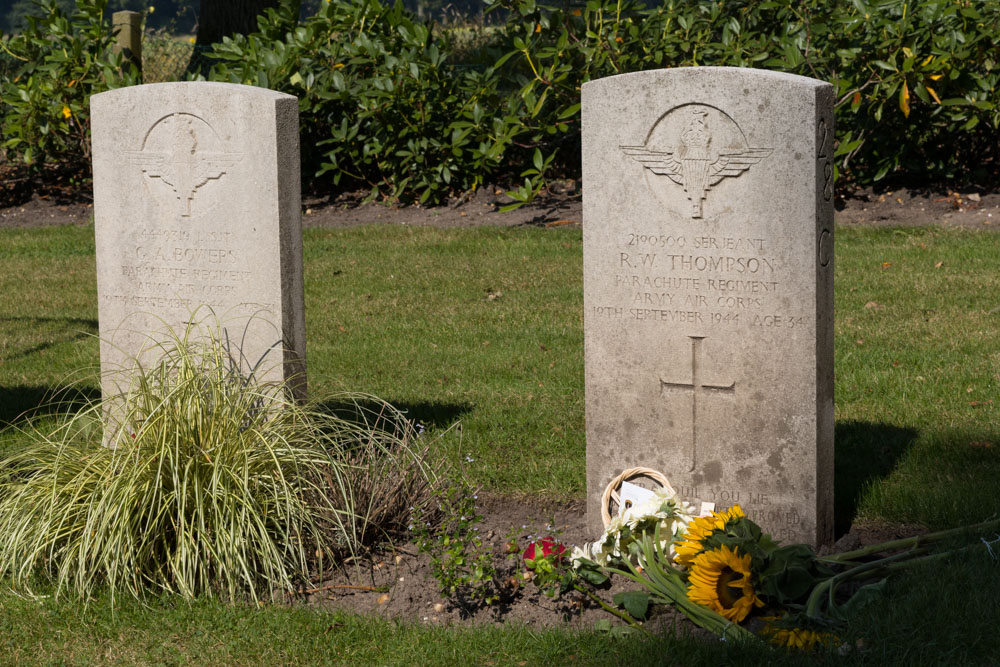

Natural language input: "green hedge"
[496,0,1000,189]
[0,0,138,175]
[2,0,998,204]
[204,0,520,204]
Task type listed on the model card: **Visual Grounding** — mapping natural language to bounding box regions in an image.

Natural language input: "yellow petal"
[62,106,72,119]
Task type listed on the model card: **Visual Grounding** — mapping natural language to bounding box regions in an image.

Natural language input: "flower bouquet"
[530,487,1000,649]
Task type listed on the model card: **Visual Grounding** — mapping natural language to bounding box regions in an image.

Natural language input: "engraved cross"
[660,335,735,472]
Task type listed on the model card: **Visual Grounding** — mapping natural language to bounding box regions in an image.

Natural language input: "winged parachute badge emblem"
[621,105,771,219]
[124,112,243,218]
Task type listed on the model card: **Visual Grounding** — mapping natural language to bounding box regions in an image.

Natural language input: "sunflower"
[686,544,763,622]
[674,505,745,565]
[762,623,835,650]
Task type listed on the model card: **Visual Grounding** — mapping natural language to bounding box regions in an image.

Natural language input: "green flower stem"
[820,518,1000,566]
[570,581,651,635]
[807,540,988,619]
[606,532,756,643]
[610,564,755,643]
[806,549,924,618]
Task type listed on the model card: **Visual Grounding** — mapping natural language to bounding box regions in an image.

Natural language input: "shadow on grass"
[834,420,919,537]
[0,384,100,427]
[316,398,472,433]
[0,315,98,363]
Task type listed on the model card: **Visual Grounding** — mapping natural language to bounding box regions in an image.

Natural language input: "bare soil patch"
[3,180,999,231]
[302,494,622,630]
[294,493,924,631]
[835,186,1000,230]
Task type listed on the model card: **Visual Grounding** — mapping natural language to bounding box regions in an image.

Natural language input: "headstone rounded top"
[91,81,298,104]
[582,66,832,94]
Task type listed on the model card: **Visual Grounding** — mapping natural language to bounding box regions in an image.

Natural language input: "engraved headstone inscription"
[91,82,306,423]
[582,68,834,546]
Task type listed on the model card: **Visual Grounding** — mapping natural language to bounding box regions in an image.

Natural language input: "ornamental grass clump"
[0,327,434,603]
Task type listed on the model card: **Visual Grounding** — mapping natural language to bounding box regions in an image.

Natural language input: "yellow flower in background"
[189,36,195,44]
[763,623,835,651]
[148,5,155,12]
[61,106,72,119]
[674,505,745,565]
[687,544,763,622]
[716,504,745,525]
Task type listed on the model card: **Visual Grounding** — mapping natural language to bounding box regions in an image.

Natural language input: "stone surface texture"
[582,67,834,546]
[91,82,305,409]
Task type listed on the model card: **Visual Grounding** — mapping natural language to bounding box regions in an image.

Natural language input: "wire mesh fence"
[141,30,195,83]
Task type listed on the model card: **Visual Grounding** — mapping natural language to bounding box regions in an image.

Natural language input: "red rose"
[522,536,565,568]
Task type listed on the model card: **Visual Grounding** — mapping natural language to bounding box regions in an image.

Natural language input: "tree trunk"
[185,0,299,77]
[194,0,281,46]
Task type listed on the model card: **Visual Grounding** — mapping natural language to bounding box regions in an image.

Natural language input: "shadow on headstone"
[834,420,919,537]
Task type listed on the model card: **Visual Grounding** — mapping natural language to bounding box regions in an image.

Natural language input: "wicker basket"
[601,467,675,528]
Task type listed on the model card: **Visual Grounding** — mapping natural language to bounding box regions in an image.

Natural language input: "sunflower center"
[715,568,742,609]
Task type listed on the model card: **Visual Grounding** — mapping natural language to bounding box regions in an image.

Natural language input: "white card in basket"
[618,480,657,518]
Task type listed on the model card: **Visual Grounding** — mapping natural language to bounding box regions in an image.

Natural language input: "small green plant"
[410,481,504,609]
[0,321,434,603]
[518,532,651,632]
[521,535,567,596]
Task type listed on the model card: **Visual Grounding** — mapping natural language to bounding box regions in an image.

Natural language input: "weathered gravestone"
[582,67,834,546]
[91,82,306,422]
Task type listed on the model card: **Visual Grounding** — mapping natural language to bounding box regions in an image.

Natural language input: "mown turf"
[2,222,999,665]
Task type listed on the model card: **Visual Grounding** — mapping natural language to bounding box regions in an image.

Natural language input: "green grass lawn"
[0,592,752,666]
[1,222,999,665]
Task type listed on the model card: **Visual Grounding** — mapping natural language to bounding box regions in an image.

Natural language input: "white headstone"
[583,67,834,546]
[91,82,306,412]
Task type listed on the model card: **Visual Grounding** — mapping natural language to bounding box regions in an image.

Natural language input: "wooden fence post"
[112,11,142,75]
